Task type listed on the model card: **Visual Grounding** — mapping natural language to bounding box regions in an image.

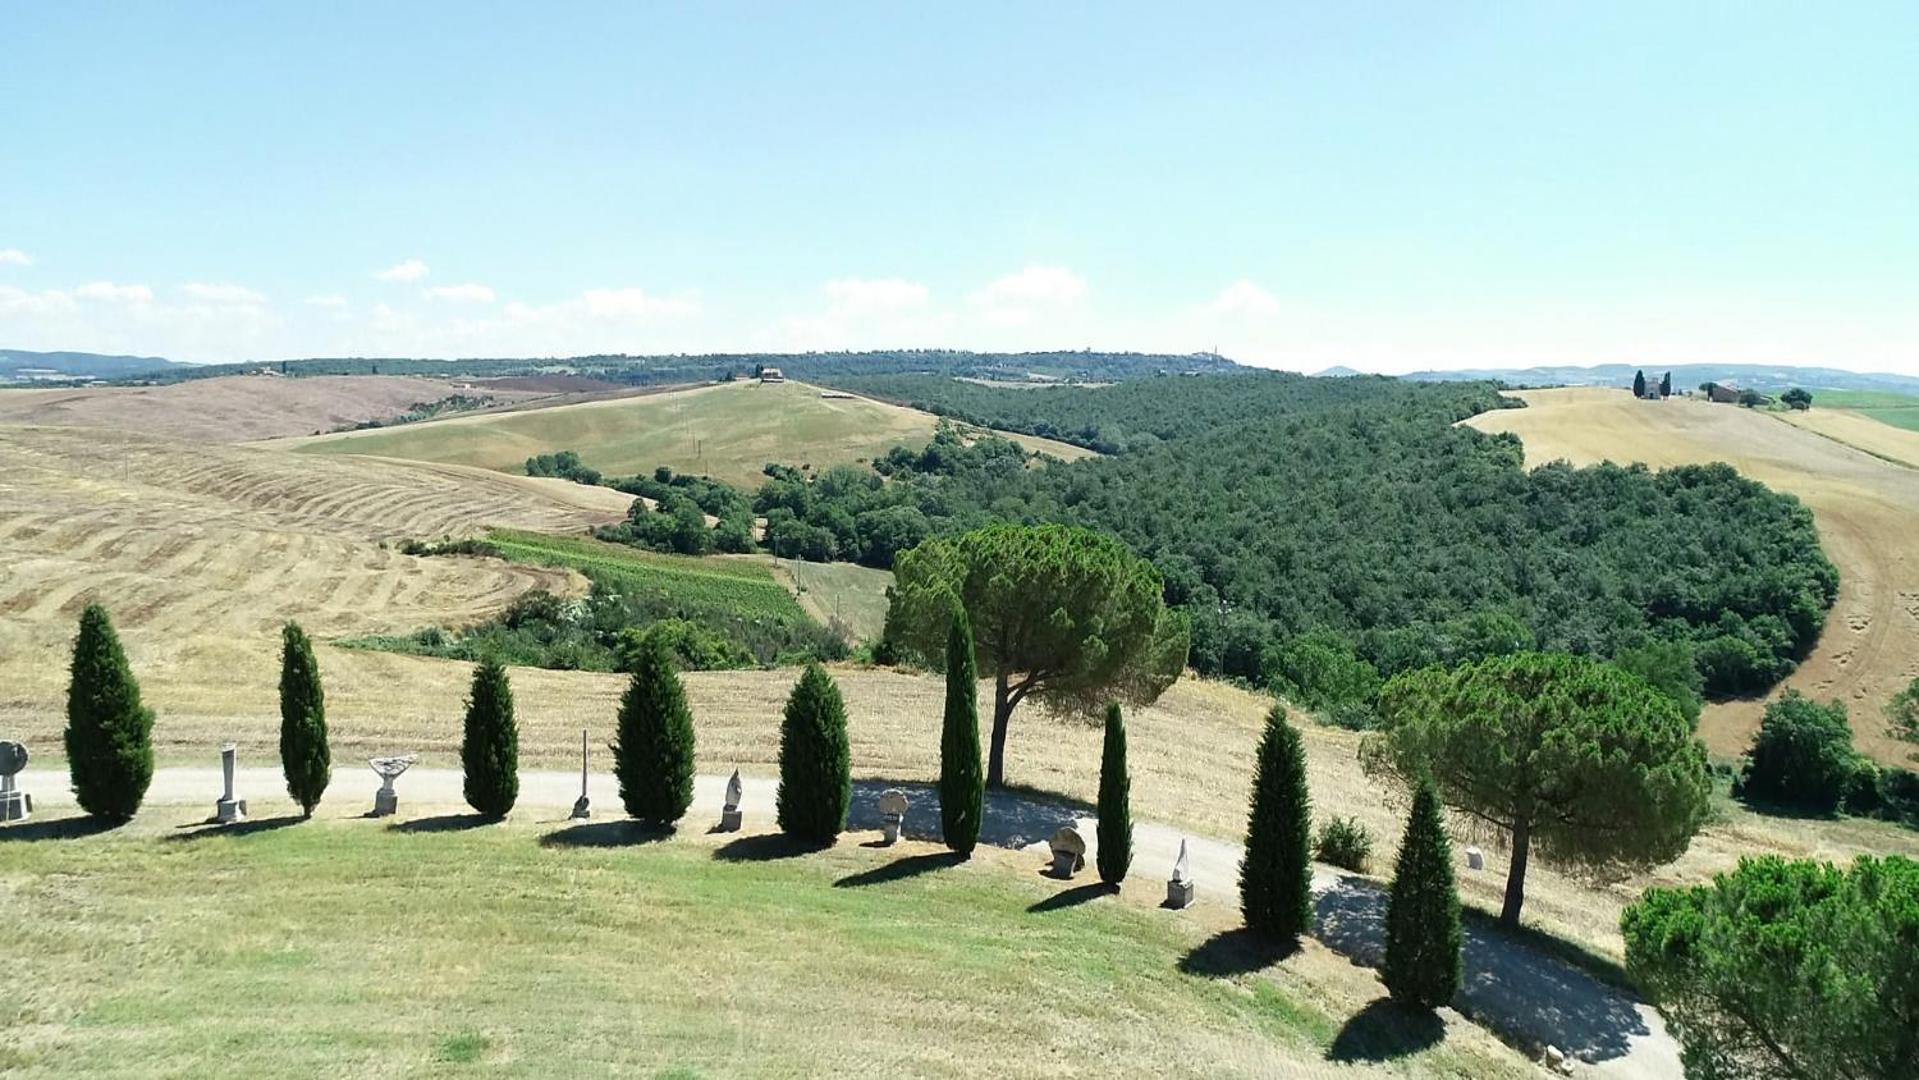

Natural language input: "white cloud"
[374,258,430,283]
[74,281,154,304]
[0,249,30,267]
[426,283,497,304]
[1203,279,1281,319]
[968,265,1089,327]
[303,294,348,309]
[757,276,953,352]
[822,277,930,315]
[180,282,268,304]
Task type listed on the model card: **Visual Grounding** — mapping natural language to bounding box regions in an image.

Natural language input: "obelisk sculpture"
[570,727,591,820]
[215,742,248,824]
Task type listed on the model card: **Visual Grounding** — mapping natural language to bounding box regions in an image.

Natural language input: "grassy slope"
[768,556,894,642]
[286,380,1093,489]
[1799,389,1919,432]
[0,811,1528,1079]
[484,529,810,627]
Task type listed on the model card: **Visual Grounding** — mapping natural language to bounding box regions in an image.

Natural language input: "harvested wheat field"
[1777,402,1919,470]
[1467,388,1919,765]
[278,378,1096,488]
[0,374,553,443]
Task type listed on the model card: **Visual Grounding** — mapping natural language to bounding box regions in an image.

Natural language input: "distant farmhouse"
[1631,369,1673,400]
[1700,381,1772,407]
[758,366,786,384]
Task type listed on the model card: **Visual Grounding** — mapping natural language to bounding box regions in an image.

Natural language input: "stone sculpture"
[1048,825,1087,878]
[1166,837,1195,908]
[368,754,417,817]
[0,740,30,823]
[1465,845,1484,871]
[719,769,744,832]
[215,743,248,824]
[570,728,591,820]
[877,788,909,845]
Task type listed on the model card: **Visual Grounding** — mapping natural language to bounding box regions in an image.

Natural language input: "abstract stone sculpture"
[1465,845,1484,871]
[215,743,248,824]
[1049,825,1087,878]
[1165,837,1195,909]
[877,788,909,845]
[368,754,417,817]
[719,768,744,832]
[0,741,30,824]
[570,728,591,820]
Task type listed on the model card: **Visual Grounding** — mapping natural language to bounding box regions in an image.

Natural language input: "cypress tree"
[461,657,519,818]
[64,603,154,820]
[613,631,697,824]
[278,621,330,817]
[939,606,984,856]
[1382,775,1464,1008]
[1096,702,1132,884]
[1239,705,1312,945]
[776,663,851,844]
[1633,369,1647,398]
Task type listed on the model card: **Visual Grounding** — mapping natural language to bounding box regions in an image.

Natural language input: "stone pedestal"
[216,796,248,824]
[1166,878,1195,909]
[373,787,399,817]
[1465,846,1484,871]
[719,807,743,832]
[1052,849,1080,878]
[880,813,903,845]
[0,788,29,823]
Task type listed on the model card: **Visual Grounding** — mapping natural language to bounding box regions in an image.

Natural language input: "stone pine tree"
[776,663,851,844]
[460,657,519,818]
[64,603,154,821]
[1096,702,1133,884]
[277,621,330,817]
[939,606,984,856]
[1382,775,1463,1009]
[612,631,697,825]
[1240,705,1313,945]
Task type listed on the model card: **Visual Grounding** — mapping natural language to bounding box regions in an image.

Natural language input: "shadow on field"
[390,814,497,833]
[1327,999,1446,1063]
[1178,928,1294,978]
[833,850,966,888]
[164,814,305,841]
[847,778,1089,850]
[541,821,674,848]
[1027,881,1117,912]
[712,832,825,863]
[0,815,122,842]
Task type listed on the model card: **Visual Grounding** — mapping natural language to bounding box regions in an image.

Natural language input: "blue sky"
[2,2,1915,372]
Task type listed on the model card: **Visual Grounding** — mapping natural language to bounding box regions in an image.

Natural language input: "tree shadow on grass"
[163,814,305,841]
[833,850,966,888]
[0,815,122,842]
[847,778,1090,850]
[1178,927,1296,978]
[389,813,497,834]
[540,820,675,848]
[1328,998,1446,1063]
[1027,881,1118,913]
[712,832,825,863]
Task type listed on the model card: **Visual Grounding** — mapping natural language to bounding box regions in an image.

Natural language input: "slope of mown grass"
[0,811,1531,1078]
[485,529,807,626]
[1800,389,1919,433]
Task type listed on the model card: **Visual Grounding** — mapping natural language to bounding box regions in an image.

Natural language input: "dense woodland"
[606,371,1836,705]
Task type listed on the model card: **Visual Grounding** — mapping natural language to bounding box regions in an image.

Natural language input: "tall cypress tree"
[613,632,697,824]
[776,663,851,844]
[461,657,519,818]
[1096,702,1132,884]
[1633,369,1647,398]
[1382,775,1464,1008]
[939,606,984,856]
[1240,705,1312,945]
[64,603,154,821]
[278,621,330,817]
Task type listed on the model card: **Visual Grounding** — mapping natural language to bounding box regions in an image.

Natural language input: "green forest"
[603,371,1835,708]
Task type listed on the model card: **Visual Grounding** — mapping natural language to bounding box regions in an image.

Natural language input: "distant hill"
[1405,362,1919,395]
[0,349,195,381]
[1312,365,1366,377]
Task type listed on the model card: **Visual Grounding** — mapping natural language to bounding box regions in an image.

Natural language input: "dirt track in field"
[1466,388,1919,764]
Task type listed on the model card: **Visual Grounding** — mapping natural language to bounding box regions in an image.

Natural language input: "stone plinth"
[215,796,248,824]
[719,807,743,832]
[1166,878,1195,909]
[880,814,903,845]
[0,788,29,823]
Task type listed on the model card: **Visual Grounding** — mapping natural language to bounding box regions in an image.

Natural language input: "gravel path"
[24,765,1680,1077]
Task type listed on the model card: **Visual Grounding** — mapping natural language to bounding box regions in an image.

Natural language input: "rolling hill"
[1410,362,1919,395]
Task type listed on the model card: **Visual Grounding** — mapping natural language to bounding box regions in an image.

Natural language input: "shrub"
[1240,706,1312,945]
[278,621,330,817]
[1321,700,1380,731]
[938,607,984,856]
[1739,691,1856,815]
[1888,676,1919,756]
[1314,815,1374,872]
[776,664,851,844]
[612,632,697,824]
[460,658,519,818]
[1382,777,1463,1009]
[1265,630,1380,711]
[64,604,154,821]
[1096,702,1132,884]
[1623,854,1919,1080]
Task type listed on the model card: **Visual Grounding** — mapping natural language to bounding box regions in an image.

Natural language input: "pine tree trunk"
[988,673,1012,789]
[1500,817,1531,928]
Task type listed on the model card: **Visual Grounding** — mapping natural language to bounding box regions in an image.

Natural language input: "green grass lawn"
[1803,389,1919,432]
[486,530,809,627]
[0,811,1527,1078]
[770,557,894,643]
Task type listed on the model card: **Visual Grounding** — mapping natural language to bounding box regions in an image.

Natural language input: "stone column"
[215,743,247,824]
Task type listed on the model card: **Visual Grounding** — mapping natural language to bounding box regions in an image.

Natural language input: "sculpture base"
[1051,850,1081,879]
[1165,878,1195,909]
[215,797,247,825]
[880,814,903,845]
[570,796,591,820]
[0,790,30,823]
[718,807,743,832]
[372,788,399,817]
